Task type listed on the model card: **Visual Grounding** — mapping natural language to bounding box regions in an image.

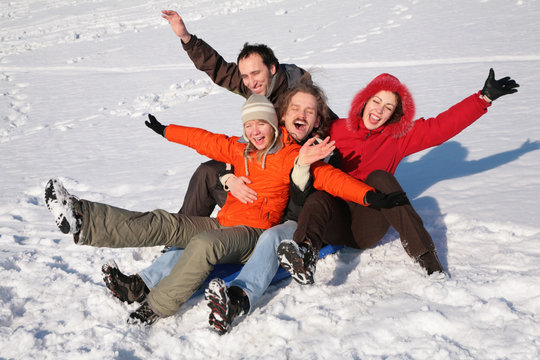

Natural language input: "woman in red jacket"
[277,69,519,284]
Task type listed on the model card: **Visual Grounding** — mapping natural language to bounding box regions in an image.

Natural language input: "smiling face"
[238,53,276,96]
[243,119,275,150]
[362,90,398,130]
[282,92,320,142]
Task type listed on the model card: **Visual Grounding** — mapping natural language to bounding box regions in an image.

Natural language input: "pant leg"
[78,199,220,248]
[147,225,264,316]
[293,191,357,250]
[179,160,228,216]
[229,220,297,313]
[138,248,185,289]
[349,170,435,258]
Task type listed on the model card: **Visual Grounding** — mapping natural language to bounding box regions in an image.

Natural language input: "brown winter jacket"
[165,125,374,229]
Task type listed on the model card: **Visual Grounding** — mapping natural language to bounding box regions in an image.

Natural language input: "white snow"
[1,0,540,359]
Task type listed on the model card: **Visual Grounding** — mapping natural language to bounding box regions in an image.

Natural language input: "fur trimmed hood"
[346,73,416,138]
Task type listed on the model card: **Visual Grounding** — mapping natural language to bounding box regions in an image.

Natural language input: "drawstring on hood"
[241,94,280,175]
[346,73,416,138]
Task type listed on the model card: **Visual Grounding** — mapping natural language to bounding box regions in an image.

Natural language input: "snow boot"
[102,260,149,304]
[205,278,248,335]
[44,178,82,234]
[418,251,444,275]
[277,239,318,285]
[127,301,161,326]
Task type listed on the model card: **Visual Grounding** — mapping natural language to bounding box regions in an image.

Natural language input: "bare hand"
[161,10,192,43]
[227,176,258,204]
[297,136,336,166]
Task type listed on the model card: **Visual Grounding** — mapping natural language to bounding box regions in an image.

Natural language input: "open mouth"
[294,119,308,131]
[252,135,267,147]
[368,114,381,125]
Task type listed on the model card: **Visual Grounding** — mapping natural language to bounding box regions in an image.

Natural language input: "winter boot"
[205,278,249,335]
[277,239,319,285]
[127,301,161,326]
[102,260,149,304]
[418,251,444,275]
[44,178,82,234]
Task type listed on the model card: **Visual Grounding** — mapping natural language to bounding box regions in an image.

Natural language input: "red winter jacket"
[330,73,492,181]
[165,125,374,229]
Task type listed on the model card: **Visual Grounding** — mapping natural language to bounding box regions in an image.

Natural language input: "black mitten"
[481,68,519,102]
[364,190,408,209]
[145,114,166,137]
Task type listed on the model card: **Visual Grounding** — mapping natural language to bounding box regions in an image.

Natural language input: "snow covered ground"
[1,0,540,358]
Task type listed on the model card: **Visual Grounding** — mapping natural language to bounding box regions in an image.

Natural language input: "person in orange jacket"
[45,94,407,325]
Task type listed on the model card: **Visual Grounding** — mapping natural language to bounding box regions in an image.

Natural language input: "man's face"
[238,53,276,96]
[282,92,320,142]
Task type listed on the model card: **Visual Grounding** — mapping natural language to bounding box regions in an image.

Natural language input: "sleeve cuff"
[291,156,311,191]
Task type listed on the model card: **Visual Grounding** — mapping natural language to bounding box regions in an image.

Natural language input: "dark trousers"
[179,160,228,216]
[293,170,435,259]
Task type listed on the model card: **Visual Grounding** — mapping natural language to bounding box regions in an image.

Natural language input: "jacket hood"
[346,73,415,138]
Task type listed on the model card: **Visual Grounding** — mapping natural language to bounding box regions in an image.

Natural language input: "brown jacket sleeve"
[182,35,250,97]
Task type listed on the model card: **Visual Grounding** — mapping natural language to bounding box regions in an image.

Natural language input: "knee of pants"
[185,235,223,264]
[256,230,284,253]
[365,170,403,192]
[195,161,220,181]
[303,191,336,212]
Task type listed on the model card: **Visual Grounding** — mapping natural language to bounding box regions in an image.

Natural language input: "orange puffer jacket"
[165,125,374,229]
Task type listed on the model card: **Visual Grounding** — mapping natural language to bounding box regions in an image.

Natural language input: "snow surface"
[1,0,540,359]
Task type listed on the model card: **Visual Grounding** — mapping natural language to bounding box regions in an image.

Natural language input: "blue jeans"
[138,247,184,289]
[137,220,297,313]
[229,220,297,313]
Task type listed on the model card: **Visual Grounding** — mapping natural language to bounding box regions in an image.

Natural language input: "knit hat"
[241,94,279,141]
[346,73,415,138]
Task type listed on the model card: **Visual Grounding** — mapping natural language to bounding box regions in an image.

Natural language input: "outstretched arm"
[161,10,192,44]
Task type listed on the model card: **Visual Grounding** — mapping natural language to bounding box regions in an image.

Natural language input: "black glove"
[145,114,166,137]
[481,68,519,102]
[364,190,408,209]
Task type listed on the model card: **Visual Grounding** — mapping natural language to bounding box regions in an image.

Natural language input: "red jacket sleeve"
[399,92,491,157]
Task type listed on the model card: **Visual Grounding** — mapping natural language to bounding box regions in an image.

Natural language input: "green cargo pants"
[77,199,264,316]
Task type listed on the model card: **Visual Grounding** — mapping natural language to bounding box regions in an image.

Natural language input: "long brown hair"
[276,78,331,138]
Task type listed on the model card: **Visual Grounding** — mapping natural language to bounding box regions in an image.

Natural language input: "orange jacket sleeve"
[164,124,241,165]
[311,160,375,206]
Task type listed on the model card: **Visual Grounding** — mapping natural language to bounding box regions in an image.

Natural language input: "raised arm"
[399,69,519,157]
[145,114,239,165]
[161,10,247,96]
[161,10,192,44]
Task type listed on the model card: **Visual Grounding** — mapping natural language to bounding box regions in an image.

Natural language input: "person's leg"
[138,248,185,289]
[360,170,436,257]
[144,225,263,317]
[179,160,228,216]
[349,170,442,274]
[229,220,297,312]
[279,192,356,285]
[293,191,356,250]
[78,199,220,248]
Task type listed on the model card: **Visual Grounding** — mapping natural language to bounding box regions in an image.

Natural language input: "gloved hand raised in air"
[481,68,519,102]
[145,114,166,137]
[364,190,409,209]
